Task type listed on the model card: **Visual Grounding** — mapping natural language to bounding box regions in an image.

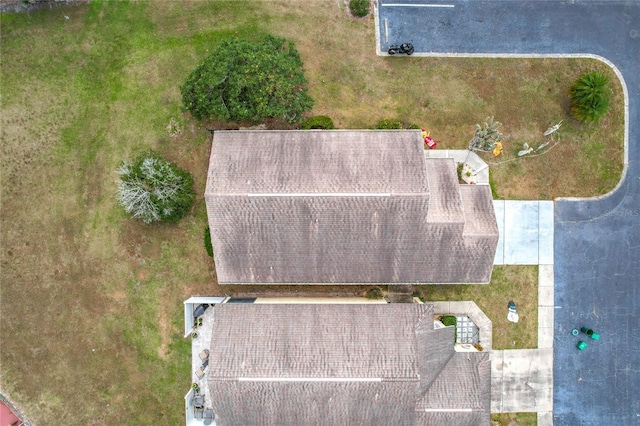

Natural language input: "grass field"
[0,1,624,423]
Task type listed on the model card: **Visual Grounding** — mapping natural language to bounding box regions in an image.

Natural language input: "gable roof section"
[416,352,491,425]
[209,303,425,379]
[207,130,428,195]
[208,303,491,426]
[205,130,498,284]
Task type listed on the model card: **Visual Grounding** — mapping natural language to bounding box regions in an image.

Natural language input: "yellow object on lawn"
[493,142,503,157]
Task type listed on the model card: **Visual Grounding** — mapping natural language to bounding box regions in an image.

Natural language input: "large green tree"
[181,35,313,124]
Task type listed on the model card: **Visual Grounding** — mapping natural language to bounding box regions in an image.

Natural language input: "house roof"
[205,130,498,284]
[207,303,491,426]
[206,130,428,194]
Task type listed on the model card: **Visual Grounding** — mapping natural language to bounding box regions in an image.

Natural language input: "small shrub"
[116,150,195,224]
[365,287,383,300]
[569,71,611,123]
[349,0,370,17]
[375,118,403,129]
[301,115,335,130]
[441,315,457,343]
[204,226,214,257]
[407,123,421,130]
[441,315,457,327]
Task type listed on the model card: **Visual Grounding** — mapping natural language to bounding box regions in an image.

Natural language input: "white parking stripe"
[382,3,455,7]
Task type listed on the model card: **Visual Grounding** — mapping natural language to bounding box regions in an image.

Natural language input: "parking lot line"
[381,3,455,8]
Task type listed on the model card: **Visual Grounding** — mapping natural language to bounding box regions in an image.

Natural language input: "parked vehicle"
[388,43,414,55]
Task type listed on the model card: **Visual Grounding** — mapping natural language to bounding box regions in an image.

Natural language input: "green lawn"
[0,1,622,423]
[491,412,539,426]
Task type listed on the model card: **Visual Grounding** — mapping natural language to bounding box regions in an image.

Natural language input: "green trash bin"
[577,341,588,350]
[590,332,600,340]
[581,327,594,337]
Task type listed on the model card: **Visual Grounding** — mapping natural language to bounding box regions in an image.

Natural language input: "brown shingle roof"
[205,130,498,284]
[207,304,491,426]
[209,304,424,379]
[206,130,428,194]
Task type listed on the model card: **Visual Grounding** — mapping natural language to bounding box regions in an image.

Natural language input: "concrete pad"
[490,350,505,412]
[538,201,554,264]
[538,306,555,329]
[538,411,554,426]
[492,348,554,412]
[475,167,490,185]
[504,201,540,264]
[537,264,555,348]
[465,151,489,173]
[538,286,554,307]
[448,301,476,314]
[423,149,450,159]
[191,307,216,414]
[493,200,505,265]
[538,328,554,349]
[538,264,554,288]
[430,301,450,313]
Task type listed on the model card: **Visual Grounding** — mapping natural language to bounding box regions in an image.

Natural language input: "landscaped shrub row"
[204,227,214,257]
[375,118,421,130]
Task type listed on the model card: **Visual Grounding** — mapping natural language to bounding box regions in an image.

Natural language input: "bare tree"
[116,150,194,224]
[468,116,506,152]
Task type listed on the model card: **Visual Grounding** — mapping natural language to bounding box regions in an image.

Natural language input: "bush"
[116,150,195,224]
[441,315,457,343]
[412,291,425,303]
[440,315,457,327]
[204,226,214,257]
[468,116,505,152]
[181,35,313,124]
[375,118,403,129]
[569,71,611,123]
[301,115,335,130]
[350,0,369,17]
[365,287,383,300]
[456,162,464,182]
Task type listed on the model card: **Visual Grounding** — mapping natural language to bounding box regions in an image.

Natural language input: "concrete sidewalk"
[489,200,555,425]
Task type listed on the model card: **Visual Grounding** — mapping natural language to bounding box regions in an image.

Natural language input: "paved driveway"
[378,1,640,424]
